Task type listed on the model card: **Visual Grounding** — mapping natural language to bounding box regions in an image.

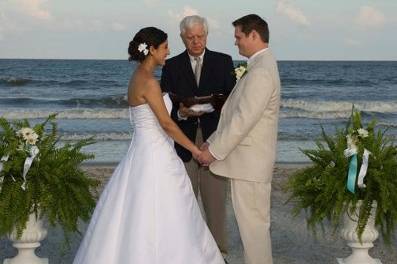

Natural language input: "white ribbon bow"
[343,146,371,189]
[0,155,10,192]
[0,155,9,173]
[344,148,357,158]
[357,149,371,188]
[21,146,39,190]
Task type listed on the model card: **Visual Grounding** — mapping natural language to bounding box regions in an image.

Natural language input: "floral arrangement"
[286,110,397,244]
[234,62,248,80]
[0,114,99,240]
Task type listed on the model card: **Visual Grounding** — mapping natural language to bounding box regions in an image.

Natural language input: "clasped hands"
[193,142,216,167]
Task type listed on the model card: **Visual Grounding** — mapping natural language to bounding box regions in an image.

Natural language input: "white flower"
[346,134,358,151]
[16,127,39,145]
[26,133,38,145]
[357,128,369,138]
[234,65,247,80]
[138,43,149,56]
[17,127,34,139]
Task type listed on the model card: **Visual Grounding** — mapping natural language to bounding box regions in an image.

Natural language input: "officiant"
[161,15,235,256]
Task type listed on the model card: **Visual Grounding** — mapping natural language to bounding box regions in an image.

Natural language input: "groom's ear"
[250,30,259,41]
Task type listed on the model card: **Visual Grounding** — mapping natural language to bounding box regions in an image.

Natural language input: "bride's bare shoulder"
[129,69,156,89]
[128,69,160,104]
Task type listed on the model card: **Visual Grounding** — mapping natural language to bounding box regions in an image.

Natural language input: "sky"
[0,0,396,60]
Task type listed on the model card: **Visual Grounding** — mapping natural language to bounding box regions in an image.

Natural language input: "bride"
[73,27,225,264]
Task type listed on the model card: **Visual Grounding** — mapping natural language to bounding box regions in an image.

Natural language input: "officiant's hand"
[198,149,216,167]
[178,103,204,118]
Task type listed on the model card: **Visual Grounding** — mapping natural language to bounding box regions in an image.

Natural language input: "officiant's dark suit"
[161,48,235,158]
[160,15,235,255]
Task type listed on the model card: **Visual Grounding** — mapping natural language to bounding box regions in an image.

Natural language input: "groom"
[199,14,281,264]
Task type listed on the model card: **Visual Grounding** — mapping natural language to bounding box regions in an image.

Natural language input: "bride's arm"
[144,80,201,158]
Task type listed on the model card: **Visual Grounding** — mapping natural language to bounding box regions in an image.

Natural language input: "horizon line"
[1,58,396,62]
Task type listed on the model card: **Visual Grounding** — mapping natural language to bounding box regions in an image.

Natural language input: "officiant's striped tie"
[194,57,201,86]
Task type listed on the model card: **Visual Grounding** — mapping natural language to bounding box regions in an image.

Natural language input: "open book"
[168,93,227,111]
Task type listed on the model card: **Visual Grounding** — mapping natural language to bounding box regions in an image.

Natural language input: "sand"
[0,163,396,264]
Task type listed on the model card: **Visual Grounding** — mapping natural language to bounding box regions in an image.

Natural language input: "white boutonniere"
[234,62,248,80]
[138,42,149,56]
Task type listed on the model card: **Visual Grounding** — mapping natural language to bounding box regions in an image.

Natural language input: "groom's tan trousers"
[231,179,273,264]
[185,128,228,254]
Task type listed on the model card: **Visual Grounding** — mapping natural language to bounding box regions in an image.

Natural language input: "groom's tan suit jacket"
[207,49,280,183]
[207,49,280,264]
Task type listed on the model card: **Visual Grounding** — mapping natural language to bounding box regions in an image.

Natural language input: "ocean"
[0,59,396,163]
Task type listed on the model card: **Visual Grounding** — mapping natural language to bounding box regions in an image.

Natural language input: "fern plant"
[286,110,397,244]
[0,114,99,242]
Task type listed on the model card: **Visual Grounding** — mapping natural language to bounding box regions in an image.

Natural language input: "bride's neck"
[140,57,157,73]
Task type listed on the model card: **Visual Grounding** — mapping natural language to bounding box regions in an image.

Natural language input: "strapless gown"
[73,93,224,264]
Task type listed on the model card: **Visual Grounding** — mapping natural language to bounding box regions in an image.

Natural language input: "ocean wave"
[0,76,120,88]
[0,109,129,119]
[61,132,132,141]
[280,111,352,119]
[62,95,128,107]
[281,99,397,116]
[0,77,32,86]
[57,79,117,86]
[378,122,397,128]
[281,78,376,87]
[0,95,128,107]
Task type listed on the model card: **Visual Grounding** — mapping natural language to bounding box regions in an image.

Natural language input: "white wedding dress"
[73,93,224,264]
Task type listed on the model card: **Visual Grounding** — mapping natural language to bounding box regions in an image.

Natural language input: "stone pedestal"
[3,213,48,264]
[337,201,381,264]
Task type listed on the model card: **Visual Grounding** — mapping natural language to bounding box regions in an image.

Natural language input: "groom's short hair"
[232,14,269,43]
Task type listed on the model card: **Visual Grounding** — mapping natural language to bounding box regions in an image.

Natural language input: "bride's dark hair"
[128,27,168,62]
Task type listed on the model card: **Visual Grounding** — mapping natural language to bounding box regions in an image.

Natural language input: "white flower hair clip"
[138,43,149,56]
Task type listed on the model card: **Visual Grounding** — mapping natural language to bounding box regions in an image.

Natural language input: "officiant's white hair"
[180,15,208,35]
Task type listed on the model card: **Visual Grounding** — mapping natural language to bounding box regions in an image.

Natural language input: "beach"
[1,163,395,264]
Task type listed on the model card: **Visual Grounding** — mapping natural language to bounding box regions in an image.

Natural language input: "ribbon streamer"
[21,146,39,190]
[0,155,10,173]
[0,155,9,192]
[344,147,358,194]
[357,149,371,188]
[346,154,358,193]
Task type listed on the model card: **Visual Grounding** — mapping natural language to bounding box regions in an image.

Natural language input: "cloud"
[276,0,310,26]
[345,38,360,47]
[0,0,51,38]
[168,5,199,22]
[167,6,220,32]
[0,10,19,39]
[111,22,126,32]
[14,0,52,20]
[355,6,385,29]
[143,0,160,8]
[0,12,5,39]
[207,17,220,30]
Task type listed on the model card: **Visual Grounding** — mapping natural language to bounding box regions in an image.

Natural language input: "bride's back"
[127,66,154,107]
